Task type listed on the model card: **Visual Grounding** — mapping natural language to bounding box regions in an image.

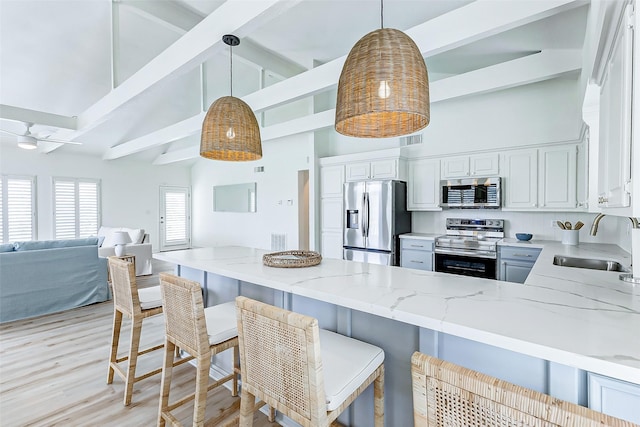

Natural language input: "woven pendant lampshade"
[200,35,262,161]
[335,27,430,138]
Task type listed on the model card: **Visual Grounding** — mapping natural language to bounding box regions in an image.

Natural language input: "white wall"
[191,133,314,251]
[0,146,191,251]
[322,77,583,157]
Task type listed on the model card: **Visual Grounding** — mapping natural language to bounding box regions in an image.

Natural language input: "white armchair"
[97,226,153,276]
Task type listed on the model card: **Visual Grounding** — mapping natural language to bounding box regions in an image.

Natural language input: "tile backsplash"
[412,210,632,252]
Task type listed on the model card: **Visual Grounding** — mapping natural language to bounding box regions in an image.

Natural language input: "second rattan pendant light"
[200,35,262,161]
[335,1,430,138]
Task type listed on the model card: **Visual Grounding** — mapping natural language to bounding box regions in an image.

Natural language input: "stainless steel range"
[434,218,504,279]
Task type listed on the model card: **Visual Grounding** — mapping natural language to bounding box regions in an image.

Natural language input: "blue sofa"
[0,238,109,323]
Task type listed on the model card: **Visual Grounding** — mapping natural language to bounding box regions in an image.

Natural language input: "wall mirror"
[213,182,257,212]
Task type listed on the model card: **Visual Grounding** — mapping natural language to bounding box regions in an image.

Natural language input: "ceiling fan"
[0,122,82,150]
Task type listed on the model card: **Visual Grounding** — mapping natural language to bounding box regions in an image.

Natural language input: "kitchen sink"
[552,255,629,272]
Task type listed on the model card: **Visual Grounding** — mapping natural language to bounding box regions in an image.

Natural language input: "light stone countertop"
[154,243,640,384]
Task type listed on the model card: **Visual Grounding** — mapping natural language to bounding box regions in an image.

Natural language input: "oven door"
[435,253,497,279]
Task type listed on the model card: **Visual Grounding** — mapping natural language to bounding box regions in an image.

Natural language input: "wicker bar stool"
[158,273,240,427]
[107,256,186,406]
[411,351,635,426]
[235,296,385,427]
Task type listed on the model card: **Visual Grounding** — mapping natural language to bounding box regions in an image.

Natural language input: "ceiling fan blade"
[0,128,22,137]
[39,138,82,145]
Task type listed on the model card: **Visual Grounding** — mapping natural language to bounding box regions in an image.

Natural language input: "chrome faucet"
[590,213,640,236]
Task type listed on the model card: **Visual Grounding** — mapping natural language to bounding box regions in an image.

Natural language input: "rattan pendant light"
[200,35,262,161]
[335,0,430,138]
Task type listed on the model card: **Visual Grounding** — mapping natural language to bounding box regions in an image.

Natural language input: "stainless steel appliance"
[343,180,411,266]
[434,218,504,279]
[440,177,501,209]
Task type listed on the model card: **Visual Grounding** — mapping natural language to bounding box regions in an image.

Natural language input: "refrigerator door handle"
[361,192,367,238]
[364,192,370,238]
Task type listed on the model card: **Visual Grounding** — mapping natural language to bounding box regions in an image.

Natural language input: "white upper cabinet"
[346,159,399,181]
[441,156,469,178]
[539,145,578,210]
[441,154,499,178]
[503,149,538,210]
[407,159,441,211]
[597,4,634,210]
[503,145,580,211]
[321,165,345,198]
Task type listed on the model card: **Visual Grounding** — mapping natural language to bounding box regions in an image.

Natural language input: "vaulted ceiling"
[0,0,590,164]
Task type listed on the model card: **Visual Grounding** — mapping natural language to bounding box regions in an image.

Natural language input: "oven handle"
[435,248,497,259]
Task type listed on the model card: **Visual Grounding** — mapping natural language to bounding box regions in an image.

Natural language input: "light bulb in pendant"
[378,80,391,99]
[226,127,236,139]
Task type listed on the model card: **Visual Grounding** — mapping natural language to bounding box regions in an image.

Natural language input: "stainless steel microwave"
[440,177,501,209]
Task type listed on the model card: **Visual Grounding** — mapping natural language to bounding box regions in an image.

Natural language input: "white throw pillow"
[125,228,145,244]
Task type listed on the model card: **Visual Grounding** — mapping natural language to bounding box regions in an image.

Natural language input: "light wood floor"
[0,259,280,427]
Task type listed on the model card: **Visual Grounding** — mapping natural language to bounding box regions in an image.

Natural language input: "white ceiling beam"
[107,0,583,161]
[42,0,300,153]
[431,49,582,103]
[244,0,585,113]
[104,113,205,160]
[0,105,77,130]
[120,0,306,78]
[153,49,581,165]
[117,0,203,35]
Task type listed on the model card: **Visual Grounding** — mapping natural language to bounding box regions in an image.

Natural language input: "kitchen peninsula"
[154,244,639,425]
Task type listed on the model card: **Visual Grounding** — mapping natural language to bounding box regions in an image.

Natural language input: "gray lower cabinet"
[498,246,542,283]
[400,238,434,271]
[588,373,640,424]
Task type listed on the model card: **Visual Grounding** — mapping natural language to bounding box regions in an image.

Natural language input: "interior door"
[159,186,191,252]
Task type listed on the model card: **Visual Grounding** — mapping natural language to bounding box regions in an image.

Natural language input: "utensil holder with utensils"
[558,220,582,245]
[562,229,579,245]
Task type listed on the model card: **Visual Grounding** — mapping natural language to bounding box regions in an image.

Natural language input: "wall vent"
[254,166,264,173]
[270,233,287,251]
[400,134,423,146]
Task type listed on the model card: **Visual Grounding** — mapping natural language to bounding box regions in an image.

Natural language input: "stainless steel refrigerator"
[343,180,411,266]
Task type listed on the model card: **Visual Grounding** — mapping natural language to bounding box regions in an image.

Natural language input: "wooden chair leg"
[107,309,123,384]
[232,345,239,397]
[238,388,256,427]
[268,407,276,422]
[373,365,385,427]
[193,354,211,426]
[158,340,175,427]
[124,316,143,406]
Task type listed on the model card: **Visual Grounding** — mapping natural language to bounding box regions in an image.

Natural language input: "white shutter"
[1,176,36,242]
[54,178,100,239]
[54,180,76,239]
[165,192,187,243]
[78,181,99,237]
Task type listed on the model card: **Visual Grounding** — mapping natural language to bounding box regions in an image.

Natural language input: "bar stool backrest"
[159,273,210,357]
[236,296,328,426]
[108,257,139,317]
[411,351,635,427]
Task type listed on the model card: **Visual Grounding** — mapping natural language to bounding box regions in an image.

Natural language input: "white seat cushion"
[138,286,162,310]
[204,302,238,345]
[319,329,384,411]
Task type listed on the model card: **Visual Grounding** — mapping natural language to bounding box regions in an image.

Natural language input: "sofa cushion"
[97,235,106,247]
[14,238,99,251]
[0,243,15,252]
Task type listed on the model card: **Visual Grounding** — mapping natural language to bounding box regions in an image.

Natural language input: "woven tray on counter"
[262,250,322,268]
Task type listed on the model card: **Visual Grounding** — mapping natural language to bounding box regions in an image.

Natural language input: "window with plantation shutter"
[0,175,37,243]
[53,178,101,239]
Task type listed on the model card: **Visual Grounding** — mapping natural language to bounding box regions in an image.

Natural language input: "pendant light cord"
[229,44,233,97]
[380,0,383,29]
